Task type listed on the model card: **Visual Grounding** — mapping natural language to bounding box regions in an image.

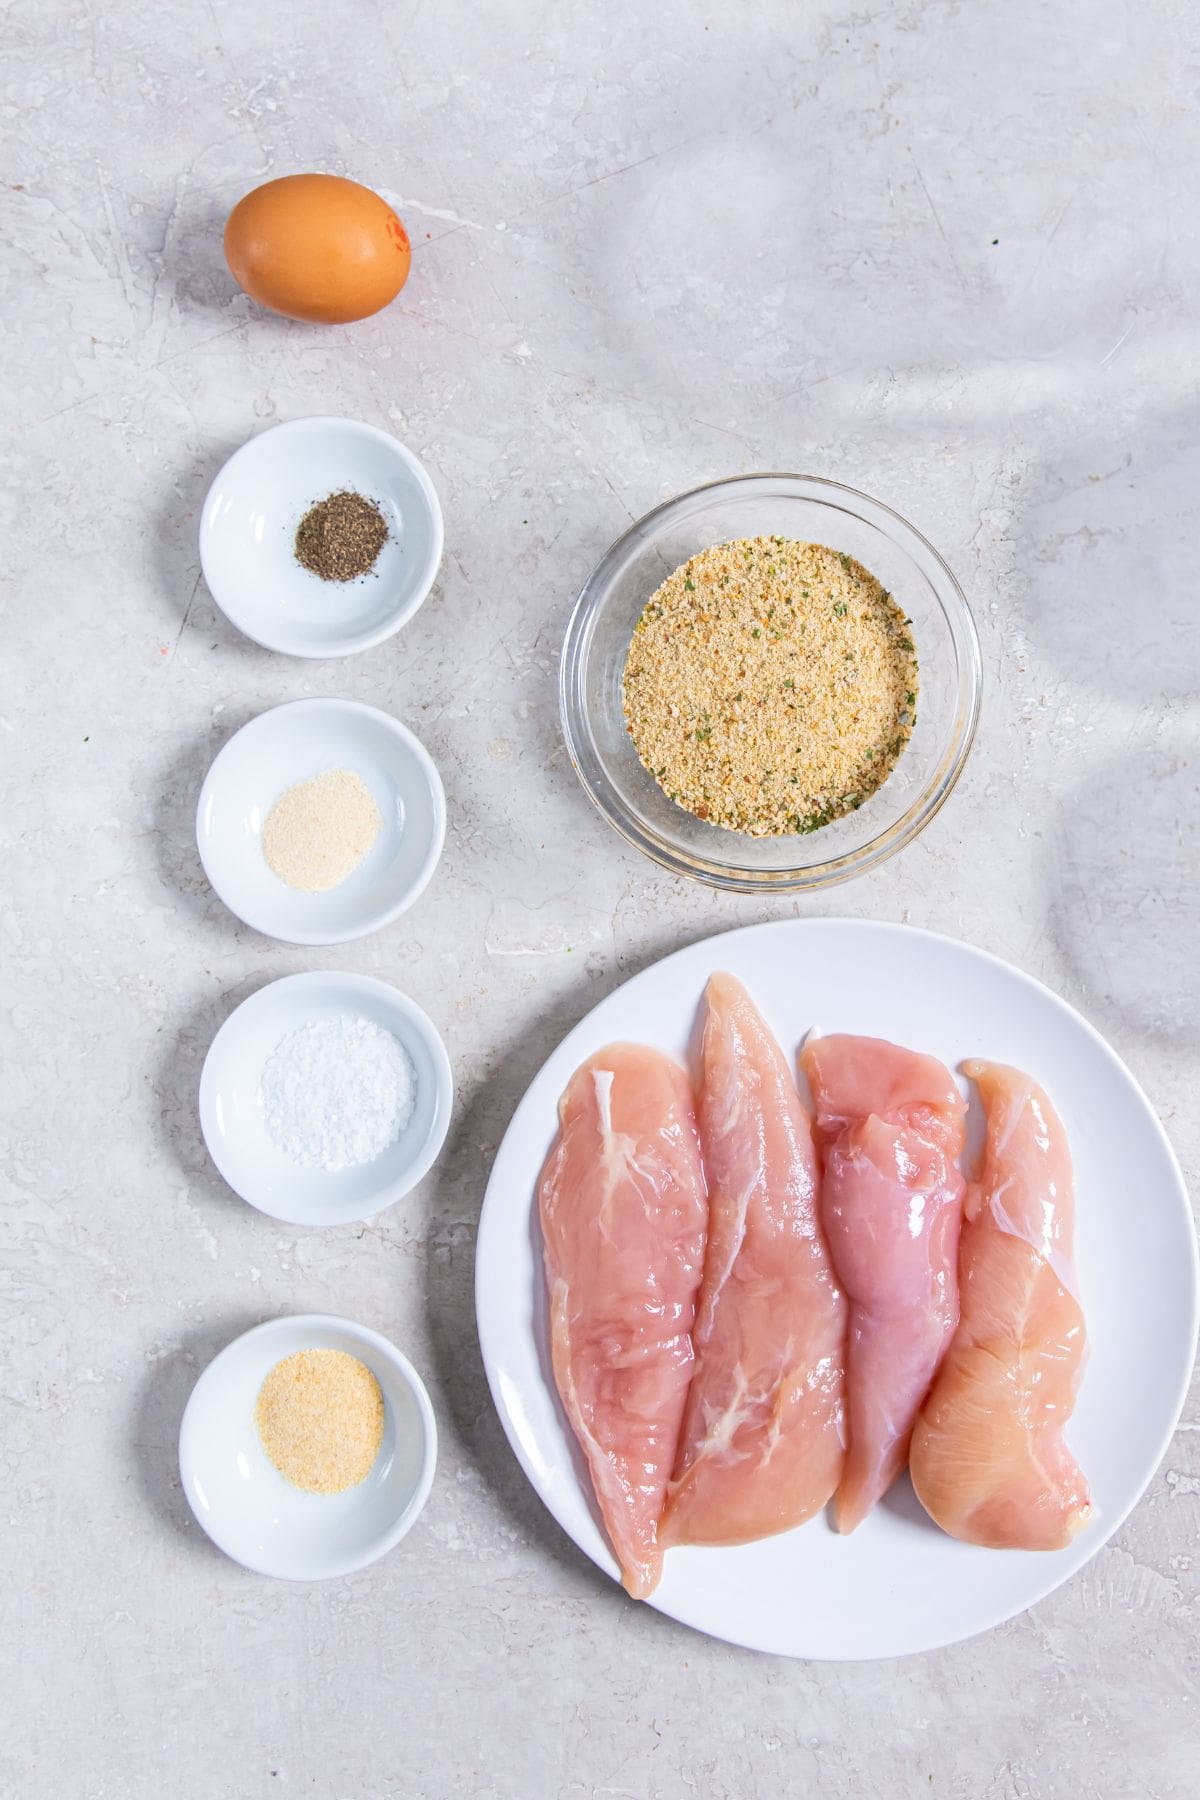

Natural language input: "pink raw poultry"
[910,1060,1092,1550]
[661,975,846,1547]
[537,1044,708,1597]
[801,1033,966,1533]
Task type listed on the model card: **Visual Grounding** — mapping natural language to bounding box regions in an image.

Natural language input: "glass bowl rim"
[559,471,983,893]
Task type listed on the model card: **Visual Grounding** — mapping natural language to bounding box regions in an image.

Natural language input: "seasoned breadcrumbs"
[622,537,918,837]
[255,1349,385,1495]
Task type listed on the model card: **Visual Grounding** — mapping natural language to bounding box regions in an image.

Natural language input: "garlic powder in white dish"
[260,1015,417,1172]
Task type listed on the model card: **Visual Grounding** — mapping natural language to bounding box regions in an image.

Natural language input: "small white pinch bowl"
[199,416,443,658]
[179,1314,438,1580]
[197,698,445,946]
[199,971,454,1226]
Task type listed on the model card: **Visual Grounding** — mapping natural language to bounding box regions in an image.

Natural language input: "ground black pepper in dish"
[294,491,389,582]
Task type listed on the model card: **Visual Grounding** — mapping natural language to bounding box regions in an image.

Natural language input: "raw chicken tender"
[909,1060,1092,1551]
[661,975,846,1546]
[537,1044,708,1597]
[802,1034,966,1532]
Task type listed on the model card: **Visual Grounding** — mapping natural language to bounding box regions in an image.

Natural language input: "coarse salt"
[260,1015,417,1172]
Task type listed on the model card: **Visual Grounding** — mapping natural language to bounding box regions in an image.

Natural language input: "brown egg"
[224,174,411,324]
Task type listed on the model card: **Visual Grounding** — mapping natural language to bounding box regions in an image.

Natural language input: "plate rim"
[473,916,1199,1659]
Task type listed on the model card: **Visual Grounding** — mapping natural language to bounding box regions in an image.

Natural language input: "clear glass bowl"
[560,473,982,892]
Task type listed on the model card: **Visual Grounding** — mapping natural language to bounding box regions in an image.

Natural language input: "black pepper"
[294,491,389,582]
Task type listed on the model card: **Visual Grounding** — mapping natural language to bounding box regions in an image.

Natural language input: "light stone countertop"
[4,1,1198,1794]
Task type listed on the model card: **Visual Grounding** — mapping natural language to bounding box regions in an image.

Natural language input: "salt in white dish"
[179,1314,437,1580]
[196,697,446,946]
[260,1015,417,1172]
[199,971,453,1226]
[198,416,443,658]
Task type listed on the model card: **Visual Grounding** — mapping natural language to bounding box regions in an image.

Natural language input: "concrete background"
[3,0,1197,1793]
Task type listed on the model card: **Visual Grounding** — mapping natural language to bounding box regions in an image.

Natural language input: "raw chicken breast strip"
[660,974,845,1547]
[801,1035,966,1533]
[537,1044,708,1598]
[909,1060,1092,1550]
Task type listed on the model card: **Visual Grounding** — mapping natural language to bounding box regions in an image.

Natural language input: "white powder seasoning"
[260,1015,417,1172]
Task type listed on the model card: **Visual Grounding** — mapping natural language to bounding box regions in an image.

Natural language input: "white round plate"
[199,416,443,658]
[474,919,1198,1660]
[179,1314,437,1580]
[197,698,445,945]
[200,972,453,1226]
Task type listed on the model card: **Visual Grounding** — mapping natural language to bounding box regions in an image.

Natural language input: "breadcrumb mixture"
[621,536,919,837]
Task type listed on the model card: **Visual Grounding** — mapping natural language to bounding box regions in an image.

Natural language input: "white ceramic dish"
[199,416,443,658]
[179,1314,437,1579]
[197,698,445,946]
[200,972,453,1226]
[474,919,1198,1660]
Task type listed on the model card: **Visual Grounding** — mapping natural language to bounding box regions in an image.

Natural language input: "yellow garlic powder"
[262,767,382,892]
[255,1349,385,1495]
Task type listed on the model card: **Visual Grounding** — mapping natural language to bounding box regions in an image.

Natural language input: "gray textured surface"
[3,0,1198,1794]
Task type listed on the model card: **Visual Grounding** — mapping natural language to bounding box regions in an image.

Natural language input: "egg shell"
[224,174,412,324]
